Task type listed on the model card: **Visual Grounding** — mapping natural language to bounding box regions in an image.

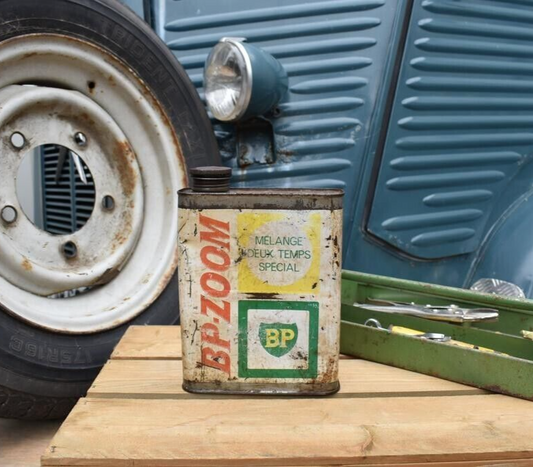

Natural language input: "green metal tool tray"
[340,271,533,400]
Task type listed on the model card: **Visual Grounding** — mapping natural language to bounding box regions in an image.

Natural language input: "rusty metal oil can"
[178,167,343,395]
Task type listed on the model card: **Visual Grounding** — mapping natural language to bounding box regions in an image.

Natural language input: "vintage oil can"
[178,167,343,395]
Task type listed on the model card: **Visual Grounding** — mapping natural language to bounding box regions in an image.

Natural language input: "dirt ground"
[0,418,61,467]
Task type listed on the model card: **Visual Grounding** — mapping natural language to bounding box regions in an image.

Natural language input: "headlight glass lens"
[204,40,251,122]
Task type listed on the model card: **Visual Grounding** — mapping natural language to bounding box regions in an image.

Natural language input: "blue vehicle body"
[127,0,533,297]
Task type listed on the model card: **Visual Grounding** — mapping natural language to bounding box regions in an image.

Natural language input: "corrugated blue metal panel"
[119,0,144,18]
[155,0,403,211]
[368,0,533,259]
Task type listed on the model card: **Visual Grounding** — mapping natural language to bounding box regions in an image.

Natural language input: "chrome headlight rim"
[204,37,253,122]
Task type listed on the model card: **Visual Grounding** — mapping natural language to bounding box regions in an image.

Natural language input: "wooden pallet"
[42,326,533,466]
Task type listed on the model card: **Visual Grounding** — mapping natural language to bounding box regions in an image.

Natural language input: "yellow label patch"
[237,212,321,293]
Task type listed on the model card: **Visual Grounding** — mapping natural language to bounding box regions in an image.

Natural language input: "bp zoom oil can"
[178,167,343,395]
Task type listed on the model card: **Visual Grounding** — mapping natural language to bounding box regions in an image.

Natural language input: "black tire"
[0,0,220,420]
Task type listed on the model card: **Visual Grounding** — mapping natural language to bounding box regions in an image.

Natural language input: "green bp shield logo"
[259,323,298,357]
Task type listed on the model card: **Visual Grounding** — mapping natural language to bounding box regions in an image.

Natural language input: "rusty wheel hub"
[0,84,143,296]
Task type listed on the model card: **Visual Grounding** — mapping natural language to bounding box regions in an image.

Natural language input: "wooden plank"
[111,326,181,360]
[88,358,485,400]
[38,462,533,467]
[321,462,533,467]
[42,395,533,466]
[39,460,533,467]
[337,462,533,467]
[290,463,533,467]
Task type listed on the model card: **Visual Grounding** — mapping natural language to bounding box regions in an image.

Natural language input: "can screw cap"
[190,166,232,192]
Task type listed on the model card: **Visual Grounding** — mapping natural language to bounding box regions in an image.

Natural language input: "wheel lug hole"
[74,132,87,147]
[1,205,17,224]
[62,241,78,259]
[10,132,25,149]
[102,195,115,211]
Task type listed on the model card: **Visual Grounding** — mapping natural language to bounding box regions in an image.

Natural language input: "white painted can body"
[178,189,343,395]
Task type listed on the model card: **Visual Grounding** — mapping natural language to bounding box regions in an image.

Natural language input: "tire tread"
[0,385,76,420]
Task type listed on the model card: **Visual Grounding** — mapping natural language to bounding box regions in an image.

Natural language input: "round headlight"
[204,38,252,122]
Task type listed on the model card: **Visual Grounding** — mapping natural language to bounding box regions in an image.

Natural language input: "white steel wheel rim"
[0,85,144,296]
[0,34,187,333]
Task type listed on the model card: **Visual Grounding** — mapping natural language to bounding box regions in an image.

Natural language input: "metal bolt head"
[1,205,17,224]
[10,132,25,149]
[62,241,78,259]
[74,132,87,147]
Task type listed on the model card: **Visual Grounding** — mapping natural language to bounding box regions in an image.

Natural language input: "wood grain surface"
[43,395,533,466]
[42,326,533,467]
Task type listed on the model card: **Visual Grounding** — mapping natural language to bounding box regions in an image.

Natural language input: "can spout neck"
[190,166,232,192]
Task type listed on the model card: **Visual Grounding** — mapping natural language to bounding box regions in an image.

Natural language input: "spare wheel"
[0,0,219,419]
